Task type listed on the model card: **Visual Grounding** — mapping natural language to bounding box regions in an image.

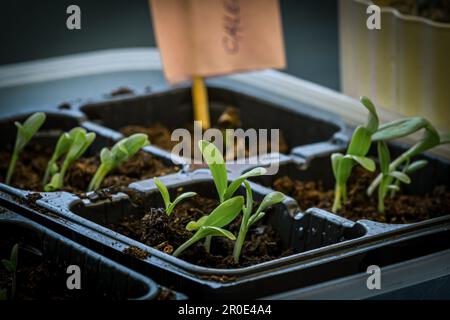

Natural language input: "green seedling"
[45,129,96,191]
[331,97,379,212]
[173,196,244,257]
[42,127,85,186]
[368,118,450,198]
[2,244,19,300]
[6,112,46,184]
[233,181,285,263]
[153,177,196,216]
[198,139,267,251]
[87,133,149,192]
[388,159,428,199]
[198,140,267,203]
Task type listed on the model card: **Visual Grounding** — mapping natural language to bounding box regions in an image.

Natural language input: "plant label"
[150,0,286,83]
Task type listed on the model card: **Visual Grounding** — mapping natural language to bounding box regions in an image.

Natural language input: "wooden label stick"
[192,76,211,129]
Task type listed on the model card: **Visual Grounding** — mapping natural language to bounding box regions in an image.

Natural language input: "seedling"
[88,134,149,191]
[173,196,244,257]
[331,97,379,212]
[153,177,196,216]
[198,140,267,203]
[45,128,96,191]
[198,139,267,251]
[233,181,285,263]
[368,117,450,200]
[6,112,46,184]
[42,127,84,186]
[2,244,19,300]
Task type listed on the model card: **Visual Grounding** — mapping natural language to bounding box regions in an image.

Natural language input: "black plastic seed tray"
[0,209,163,300]
[0,85,449,299]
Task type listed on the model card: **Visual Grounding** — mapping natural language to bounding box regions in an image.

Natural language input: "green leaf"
[199,140,228,202]
[377,141,390,175]
[388,185,400,191]
[346,155,375,172]
[405,160,428,173]
[197,226,236,240]
[248,211,266,227]
[167,192,197,216]
[44,173,61,192]
[347,126,372,156]
[204,196,244,228]
[389,171,411,184]
[255,192,285,215]
[223,167,267,201]
[122,133,150,156]
[407,124,440,158]
[186,216,208,231]
[154,178,170,210]
[372,117,427,142]
[331,153,343,178]
[15,112,46,151]
[65,130,91,162]
[360,96,379,133]
[243,181,253,221]
[10,244,18,270]
[53,132,73,159]
[0,288,7,300]
[2,260,14,273]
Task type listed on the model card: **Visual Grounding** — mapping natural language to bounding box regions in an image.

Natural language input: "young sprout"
[6,112,46,184]
[88,134,149,192]
[173,196,244,257]
[389,159,428,199]
[233,181,285,263]
[331,97,379,212]
[368,118,450,198]
[153,177,197,216]
[45,129,96,191]
[198,140,267,203]
[198,139,267,251]
[2,244,19,300]
[42,127,84,186]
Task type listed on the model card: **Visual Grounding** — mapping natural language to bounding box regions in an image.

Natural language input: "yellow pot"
[339,0,450,131]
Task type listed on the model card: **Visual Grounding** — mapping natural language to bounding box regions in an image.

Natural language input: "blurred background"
[0,0,340,90]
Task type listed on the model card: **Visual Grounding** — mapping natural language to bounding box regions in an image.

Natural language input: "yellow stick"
[192,76,211,130]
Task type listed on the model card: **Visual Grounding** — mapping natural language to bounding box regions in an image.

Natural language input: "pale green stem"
[88,164,109,192]
[233,223,248,263]
[204,236,212,253]
[42,157,56,186]
[173,236,199,257]
[5,152,19,185]
[332,183,343,213]
[368,151,411,196]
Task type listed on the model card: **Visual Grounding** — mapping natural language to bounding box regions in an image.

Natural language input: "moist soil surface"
[109,188,292,268]
[120,107,289,158]
[0,143,178,194]
[273,167,450,224]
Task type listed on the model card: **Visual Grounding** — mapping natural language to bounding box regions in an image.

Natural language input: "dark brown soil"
[375,0,450,23]
[120,107,289,158]
[0,143,178,194]
[110,87,134,96]
[273,167,450,224]
[0,246,86,300]
[108,189,292,268]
